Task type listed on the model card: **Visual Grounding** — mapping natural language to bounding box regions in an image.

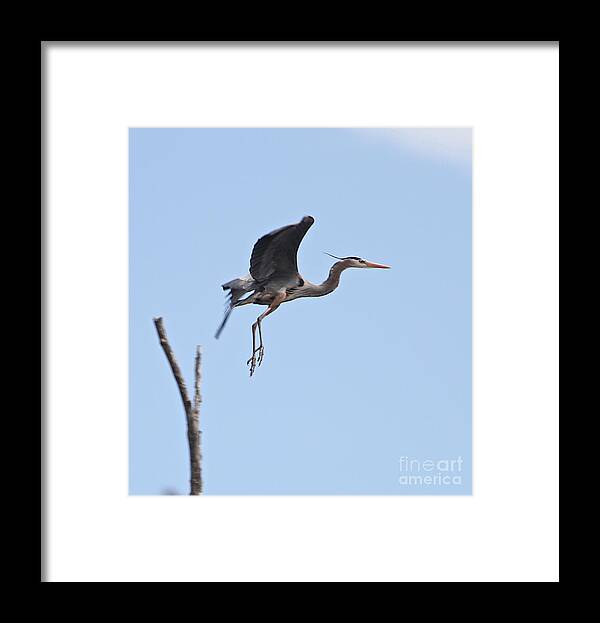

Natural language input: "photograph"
[129,128,472,496]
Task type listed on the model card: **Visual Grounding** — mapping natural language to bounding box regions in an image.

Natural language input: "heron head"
[325,253,391,269]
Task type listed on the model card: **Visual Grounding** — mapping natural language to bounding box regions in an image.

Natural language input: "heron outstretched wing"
[249,216,314,282]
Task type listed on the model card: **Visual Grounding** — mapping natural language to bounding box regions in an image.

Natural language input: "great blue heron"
[216,215,390,376]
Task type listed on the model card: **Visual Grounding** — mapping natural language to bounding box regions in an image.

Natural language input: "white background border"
[45,43,559,582]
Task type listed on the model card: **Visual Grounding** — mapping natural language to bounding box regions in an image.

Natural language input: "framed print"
[44,41,559,582]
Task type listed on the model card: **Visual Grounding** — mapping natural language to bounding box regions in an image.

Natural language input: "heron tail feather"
[215,275,257,339]
[215,306,233,339]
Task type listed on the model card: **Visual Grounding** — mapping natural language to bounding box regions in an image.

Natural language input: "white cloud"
[356,128,472,167]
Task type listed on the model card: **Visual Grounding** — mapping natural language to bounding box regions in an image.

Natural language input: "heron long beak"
[364,260,391,269]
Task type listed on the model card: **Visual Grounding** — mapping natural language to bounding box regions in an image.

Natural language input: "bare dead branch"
[194,346,202,413]
[153,317,202,495]
[192,346,202,494]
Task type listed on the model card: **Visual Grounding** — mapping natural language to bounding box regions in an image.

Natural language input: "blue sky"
[129,128,472,495]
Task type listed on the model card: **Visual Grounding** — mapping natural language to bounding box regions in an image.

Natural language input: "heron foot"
[246,346,265,376]
[246,353,257,376]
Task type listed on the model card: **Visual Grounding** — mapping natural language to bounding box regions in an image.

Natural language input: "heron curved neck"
[307,260,352,296]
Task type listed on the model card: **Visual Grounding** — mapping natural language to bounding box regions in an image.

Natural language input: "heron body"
[216,215,390,375]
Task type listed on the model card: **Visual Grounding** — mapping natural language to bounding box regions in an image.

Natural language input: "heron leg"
[246,292,286,376]
[246,319,262,377]
[256,319,265,366]
[246,321,259,375]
